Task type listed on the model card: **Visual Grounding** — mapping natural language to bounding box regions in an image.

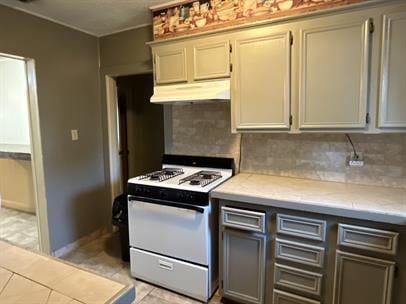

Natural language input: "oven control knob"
[135,187,143,194]
[159,190,167,198]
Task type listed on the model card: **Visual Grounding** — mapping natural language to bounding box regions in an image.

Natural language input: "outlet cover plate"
[349,152,364,167]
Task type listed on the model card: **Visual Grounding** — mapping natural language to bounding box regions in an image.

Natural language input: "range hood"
[150,79,230,104]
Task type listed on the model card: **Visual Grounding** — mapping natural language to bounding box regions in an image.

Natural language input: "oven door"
[128,197,210,266]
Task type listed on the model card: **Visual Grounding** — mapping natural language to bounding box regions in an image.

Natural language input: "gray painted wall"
[99,25,153,72]
[0,5,107,252]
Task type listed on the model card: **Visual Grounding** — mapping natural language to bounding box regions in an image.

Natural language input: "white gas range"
[127,155,234,302]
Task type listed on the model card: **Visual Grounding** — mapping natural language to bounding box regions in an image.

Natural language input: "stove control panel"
[127,183,209,206]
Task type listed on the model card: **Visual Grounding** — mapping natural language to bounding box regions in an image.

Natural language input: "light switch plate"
[71,129,79,141]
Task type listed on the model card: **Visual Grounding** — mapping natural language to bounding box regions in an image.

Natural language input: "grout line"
[136,286,156,303]
[0,272,13,295]
[44,289,52,304]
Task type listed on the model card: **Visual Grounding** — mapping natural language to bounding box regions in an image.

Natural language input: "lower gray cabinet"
[273,289,320,304]
[333,250,395,304]
[222,229,266,304]
[219,200,404,304]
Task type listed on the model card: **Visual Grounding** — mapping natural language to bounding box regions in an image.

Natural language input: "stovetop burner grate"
[178,170,222,187]
[138,168,184,182]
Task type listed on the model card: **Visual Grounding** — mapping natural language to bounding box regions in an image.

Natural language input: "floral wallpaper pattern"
[152,0,367,40]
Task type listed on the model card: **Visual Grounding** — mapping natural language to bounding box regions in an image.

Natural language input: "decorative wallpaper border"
[152,0,368,40]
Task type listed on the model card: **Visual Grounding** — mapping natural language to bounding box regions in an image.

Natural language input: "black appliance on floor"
[112,193,130,262]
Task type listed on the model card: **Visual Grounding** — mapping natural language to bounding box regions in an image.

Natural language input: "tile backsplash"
[170,103,406,189]
[171,103,241,161]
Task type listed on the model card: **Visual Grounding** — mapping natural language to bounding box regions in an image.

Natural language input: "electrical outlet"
[71,129,79,141]
[349,152,364,167]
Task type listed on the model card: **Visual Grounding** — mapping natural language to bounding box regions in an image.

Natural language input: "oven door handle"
[128,196,205,214]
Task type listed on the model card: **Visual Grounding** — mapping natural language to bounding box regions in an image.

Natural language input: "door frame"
[102,65,172,204]
[0,52,51,254]
[105,75,122,203]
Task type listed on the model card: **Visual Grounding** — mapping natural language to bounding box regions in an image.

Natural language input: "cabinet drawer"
[274,264,323,296]
[277,214,326,241]
[276,239,325,268]
[273,289,321,304]
[337,224,399,255]
[221,207,266,233]
[130,248,208,302]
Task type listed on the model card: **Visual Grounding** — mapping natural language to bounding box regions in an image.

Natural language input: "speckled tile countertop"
[211,173,406,225]
[0,240,135,304]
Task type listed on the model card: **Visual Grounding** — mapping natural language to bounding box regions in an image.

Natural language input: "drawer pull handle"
[158,260,174,271]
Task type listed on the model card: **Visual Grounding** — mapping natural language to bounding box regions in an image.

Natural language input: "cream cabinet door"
[153,44,188,85]
[333,251,395,304]
[299,18,372,129]
[378,11,406,128]
[232,29,291,131]
[193,40,230,81]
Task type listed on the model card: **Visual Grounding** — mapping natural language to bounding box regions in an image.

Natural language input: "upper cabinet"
[232,27,292,131]
[378,11,406,128]
[298,16,372,130]
[152,37,230,85]
[149,1,406,133]
[154,42,188,85]
[193,39,230,81]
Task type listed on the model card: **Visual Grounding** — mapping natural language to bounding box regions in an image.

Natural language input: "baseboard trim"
[52,228,109,258]
[1,199,36,214]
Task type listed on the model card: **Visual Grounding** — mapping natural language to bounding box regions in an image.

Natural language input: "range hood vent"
[150,79,230,104]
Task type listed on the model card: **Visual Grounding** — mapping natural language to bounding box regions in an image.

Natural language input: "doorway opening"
[106,72,165,201]
[0,53,49,253]
[115,73,165,192]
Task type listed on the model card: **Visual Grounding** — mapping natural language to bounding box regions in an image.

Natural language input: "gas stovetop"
[128,165,232,193]
[178,170,222,187]
[137,168,224,187]
[137,167,184,182]
[127,155,234,206]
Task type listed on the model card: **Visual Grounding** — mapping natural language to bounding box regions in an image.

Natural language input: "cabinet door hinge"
[289,115,293,126]
[153,55,157,82]
[366,113,370,124]
[369,20,375,34]
[221,231,224,240]
[230,63,233,73]
[290,34,293,45]
[229,43,232,53]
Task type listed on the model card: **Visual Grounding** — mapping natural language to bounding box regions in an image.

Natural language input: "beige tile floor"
[0,207,39,250]
[62,232,223,304]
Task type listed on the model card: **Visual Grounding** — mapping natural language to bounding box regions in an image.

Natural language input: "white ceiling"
[0,0,168,37]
